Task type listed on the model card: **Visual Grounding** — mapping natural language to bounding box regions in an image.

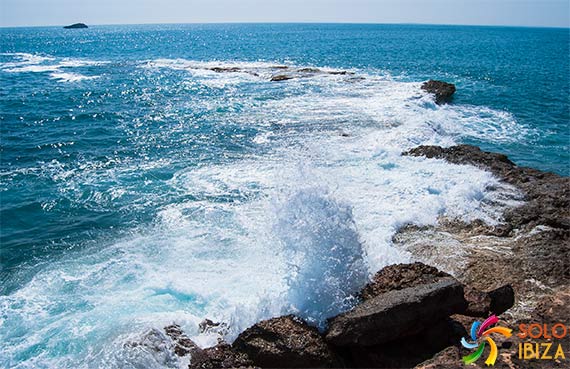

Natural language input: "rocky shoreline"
[161,82,569,368]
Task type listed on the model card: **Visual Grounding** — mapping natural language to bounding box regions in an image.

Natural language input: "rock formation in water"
[421,80,456,104]
[63,23,88,29]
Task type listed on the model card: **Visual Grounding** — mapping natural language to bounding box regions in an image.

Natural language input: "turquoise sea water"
[0,24,568,368]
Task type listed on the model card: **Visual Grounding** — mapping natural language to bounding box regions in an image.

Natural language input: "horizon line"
[1,21,568,30]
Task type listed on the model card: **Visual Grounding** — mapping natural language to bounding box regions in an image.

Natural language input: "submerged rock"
[232,315,342,368]
[421,80,456,104]
[325,278,466,346]
[64,23,88,29]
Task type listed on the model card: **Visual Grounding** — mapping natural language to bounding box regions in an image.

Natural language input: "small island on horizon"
[63,23,88,29]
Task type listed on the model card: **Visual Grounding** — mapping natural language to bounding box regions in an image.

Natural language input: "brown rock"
[360,262,451,300]
[270,74,294,82]
[232,315,342,368]
[191,343,256,369]
[421,80,456,104]
[326,278,466,347]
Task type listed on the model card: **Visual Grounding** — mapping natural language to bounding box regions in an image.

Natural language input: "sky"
[0,0,568,28]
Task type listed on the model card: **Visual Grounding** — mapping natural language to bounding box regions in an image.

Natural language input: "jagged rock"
[232,315,342,368]
[198,318,229,336]
[422,79,455,104]
[421,80,456,104]
[360,262,451,300]
[404,144,570,231]
[326,278,466,346]
[192,343,256,369]
[164,325,208,361]
[63,23,88,29]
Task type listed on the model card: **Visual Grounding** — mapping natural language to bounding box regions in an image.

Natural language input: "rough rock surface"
[360,262,451,300]
[421,80,456,104]
[360,262,514,318]
[326,278,466,346]
[232,315,342,368]
[402,144,569,298]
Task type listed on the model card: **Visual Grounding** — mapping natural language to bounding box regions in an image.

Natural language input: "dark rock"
[421,80,456,104]
[297,67,322,73]
[64,23,88,29]
[328,71,354,75]
[209,67,242,73]
[270,74,294,82]
[349,319,466,368]
[462,284,514,317]
[191,343,256,369]
[164,325,204,358]
[198,318,229,336]
[488,285,515,315]
[233,315,342,368]
[326,278,466,346]
[414,346,466,369]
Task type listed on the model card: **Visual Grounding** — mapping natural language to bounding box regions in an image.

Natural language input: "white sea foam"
[0,53,104,82]
[1,59,527,369]
[49,72,99,83]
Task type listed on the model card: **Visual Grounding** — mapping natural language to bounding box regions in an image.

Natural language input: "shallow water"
[0,24,568,369]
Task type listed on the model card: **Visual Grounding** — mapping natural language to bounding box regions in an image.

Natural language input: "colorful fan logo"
[461,315,513,366]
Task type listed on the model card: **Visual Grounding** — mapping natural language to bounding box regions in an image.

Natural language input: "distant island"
[63,23,88,29]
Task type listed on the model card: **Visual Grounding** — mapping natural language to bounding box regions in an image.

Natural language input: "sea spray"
[273,187,368,327]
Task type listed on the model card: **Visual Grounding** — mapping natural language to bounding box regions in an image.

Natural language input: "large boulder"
[421,80,456,104]
[232,315,342,368]
[361,262,514,318]
[325,278,466,346]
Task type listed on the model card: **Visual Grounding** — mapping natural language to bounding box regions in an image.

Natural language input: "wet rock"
[404,144,570,231]
[209,67,242,73]
[297,67,322,73]
[191,343,256,369]
[270,74,294,82]
[198,318,229,336]
[64,23,88,29]
[233,315,342,368]
[326,278,466,346]
[164,325,208,360]
[421,80,456,104]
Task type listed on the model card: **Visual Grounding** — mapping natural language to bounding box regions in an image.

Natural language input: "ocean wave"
[1,57,529,368]
[0,53,105,82]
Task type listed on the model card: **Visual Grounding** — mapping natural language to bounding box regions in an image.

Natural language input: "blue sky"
[1,0,568,28]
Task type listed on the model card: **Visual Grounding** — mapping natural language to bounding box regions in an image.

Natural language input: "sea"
[0,23,568,368]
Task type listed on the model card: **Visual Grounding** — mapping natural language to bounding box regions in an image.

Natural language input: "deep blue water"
[0,24,568,369]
